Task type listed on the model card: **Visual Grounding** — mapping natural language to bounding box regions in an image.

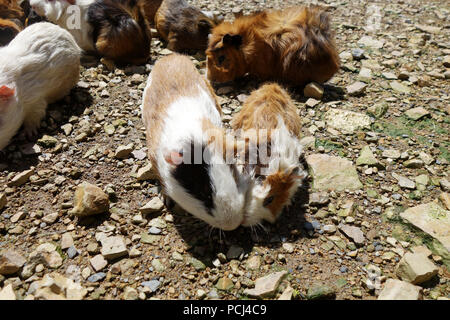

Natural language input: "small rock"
[136,163,157,181]
[115,143,134,159]
[70,182,110,217]
[37,135,58,148]
[246,256,261,270]
[100,236,128,260]
[346,81,367,96]
[396,252,439,284]
[189,257,206,271]
[87,272,106,283]
[141,280,160,292]
[90,255,108,272]
[405,107,430,120]
[61,234,74,250]
[243,271,287,298]
[378,279,422,300]
[8,168,34,187]
[278,286,294,300]
[226,245,244,260]
[0,284,16,300]
[339,224,365,245]
[306,284,335,300]
[0,250,26,275]
[140,197,164,214]
[390,81,411,94]
[382,149,401,159]
[439,192,450,210]
[309,192,330,206]
[216,277,235,291]
[392,173,416,189]
[123,287,138,300]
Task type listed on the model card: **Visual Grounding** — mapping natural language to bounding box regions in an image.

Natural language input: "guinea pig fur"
[231,83,307,227]
[0,18,22,46]
[0,22,81,150]
[87,0,152,65]
[155,0,223,52]
[139,0,162,26]
[206,6,340,86]
[0,0,25,20]
[142,53,251,231]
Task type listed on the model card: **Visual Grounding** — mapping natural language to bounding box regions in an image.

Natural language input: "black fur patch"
[171,141,215,216]
[0,26,16,46]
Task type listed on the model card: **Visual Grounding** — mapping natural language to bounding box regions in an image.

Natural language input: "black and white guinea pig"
[141,53,252,231]
[0,22,80,150]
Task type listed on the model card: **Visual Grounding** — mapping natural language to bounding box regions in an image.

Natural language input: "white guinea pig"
[0,22,81,150]
[29,0,96,52]
[142,53,251,231]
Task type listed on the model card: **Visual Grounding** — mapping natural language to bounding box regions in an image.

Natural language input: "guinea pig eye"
[217,55,225,65]
[263,196,274,207]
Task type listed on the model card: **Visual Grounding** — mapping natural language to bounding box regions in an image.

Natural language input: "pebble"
[70,182,110,217]
[88,272,107,283]
[141,280,160,293]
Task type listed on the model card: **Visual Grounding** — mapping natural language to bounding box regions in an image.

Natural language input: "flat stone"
[115,143,134,159]
[151,259,165,272]
[392,173,415,189]
[0,284,16,300]
[70,182,109,217]
[400,202,450,252]
[324,109,371,134]
[411,246,432,257]
[278,286,294,300]
[396,252,438,284]
[243,271,287,298]
[0,250,26,275]
[358,36,384,49]
[306,154,363,191]
[245,256,261,270]
[123,287,138,300]
[140,233,160,245]
[378,279,422,300]
[37,135,58,148]
[141,280,160,292]
[136,163,157,181]
[404,159,424,169]
[42,212,59,224]
[140,197,164,214]
[100,236,128,260]
[306,284,336,300]
[87,272,106,283]
[90,254,108,272]
[339,224,365,245]
[299,136,315,149]
[303,82,324,100]
[439,193,450,210]
[405,107,430,120]
[61,233,74,250]
[390,81,411,94]
[382,149,401,159]
[8,168,34,187]
[346,81,367,96]
[189,257,206,271]
[419,152,434,165]
[415,24,441,34]
[10,211,26,223]
[148,217,166,229]
[356,146,379,166]
[29,243,63,269]
[305,98,320,108]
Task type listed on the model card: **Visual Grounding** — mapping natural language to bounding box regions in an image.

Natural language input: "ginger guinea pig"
[142,53,251,231]
[206,6,340,86]
[0,22,80,150]
[231,83,307,227]
[155,0,222,52]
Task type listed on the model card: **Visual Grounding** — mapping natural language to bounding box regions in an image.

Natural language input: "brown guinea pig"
[87,0,152,65]
[231,83,307,227]
[206,6,340,86]
[139,0,162,25]
[155,0,223,52]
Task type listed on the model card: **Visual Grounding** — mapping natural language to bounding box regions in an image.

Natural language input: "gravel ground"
[0,0,449,300]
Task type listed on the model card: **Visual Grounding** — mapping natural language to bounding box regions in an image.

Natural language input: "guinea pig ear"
[285,166,307,180]
[198,19,213,31]
[223,34,242,47]
[0,85,15,105]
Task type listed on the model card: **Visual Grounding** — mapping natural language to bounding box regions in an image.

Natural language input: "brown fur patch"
[155,0,222,51]
[263,170,295,218]
[139,0,162,25]
[206,5,340,86]
[0,0,25,20]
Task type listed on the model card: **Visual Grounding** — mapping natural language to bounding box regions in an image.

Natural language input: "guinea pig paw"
[23,126,39,140]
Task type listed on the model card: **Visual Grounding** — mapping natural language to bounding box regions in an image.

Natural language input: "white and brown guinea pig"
[142,53,251,231]
[155,0,223,52]
[231,83,307,227]
[0,22,80,150]
[206,5,340,86]
[29,0,151,65]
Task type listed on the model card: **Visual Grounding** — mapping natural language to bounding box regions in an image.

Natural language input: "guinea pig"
[87,0,152,65]
[139,0,162,26]
[231,83,307,227]
[155,0,223,52]
[0,22,80,150]
[29,0,96,52]
[0,18,22,46]
[206,6,340,86]
[142,53,251,231]
[29,0,151,64]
